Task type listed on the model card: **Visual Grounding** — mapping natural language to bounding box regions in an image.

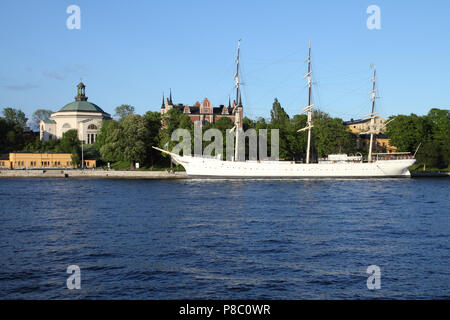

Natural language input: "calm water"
[0,177,448,299]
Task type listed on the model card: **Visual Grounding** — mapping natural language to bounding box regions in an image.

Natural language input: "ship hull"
[171,154,416,179]
[188,175,410,179]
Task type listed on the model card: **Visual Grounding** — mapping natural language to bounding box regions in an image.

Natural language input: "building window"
[62,123,71,129]
[87,133,96,144]
[88,124,97,130]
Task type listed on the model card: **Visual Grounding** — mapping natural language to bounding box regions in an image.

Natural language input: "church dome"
[58,81,110,116]
[59,100,106,113]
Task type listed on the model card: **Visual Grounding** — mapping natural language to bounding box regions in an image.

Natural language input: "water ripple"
[0,178,448,299]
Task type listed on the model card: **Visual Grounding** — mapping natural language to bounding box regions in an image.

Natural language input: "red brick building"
[160,91,242,127]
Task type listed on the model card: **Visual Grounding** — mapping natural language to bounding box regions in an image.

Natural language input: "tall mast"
[298,40,314,164]
[307,41,312,113]
[235,39,241,105]
[368,65,377,162]
[234,39,242,161]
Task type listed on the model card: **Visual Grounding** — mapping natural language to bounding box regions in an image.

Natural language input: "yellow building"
[376,136,398,153]
[0,153,96,169]
[344,117,386,134]
[359,134,398,154]
[344,117,398,154]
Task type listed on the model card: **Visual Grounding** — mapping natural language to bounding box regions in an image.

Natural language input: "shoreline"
[1,169,448,179]
[0,169,187,179]
[410,171,450,178]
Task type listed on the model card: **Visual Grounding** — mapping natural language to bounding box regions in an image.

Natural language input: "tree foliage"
[2,107,28,129]
[386,108,449,169]
[57,129,80,153]
[266,99,357,161]
[32,109,53,131]
[313,112,357,158]
[96,114,153,168]
[0,108,27,153]
[114,104,135,120]
[120,114,150,168]
[160,108,193,153]
[23,137,60,153]
[2,101,447,171]
[95,120,122,163]
[57,129,81,167]
[144,111,163,166]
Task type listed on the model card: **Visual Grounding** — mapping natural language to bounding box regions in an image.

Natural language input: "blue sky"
[0,0,449,122]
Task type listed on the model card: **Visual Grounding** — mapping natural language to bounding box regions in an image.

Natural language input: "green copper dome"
[58,81,110,117]
[59,101,106,113]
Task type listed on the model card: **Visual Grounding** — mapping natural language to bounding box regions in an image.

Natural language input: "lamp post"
[81,138,84,169]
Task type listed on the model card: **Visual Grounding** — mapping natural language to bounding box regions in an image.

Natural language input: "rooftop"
[59,101,108,114]
[343,119,369,126]
[171,105,233,115]
[56,81,111,116]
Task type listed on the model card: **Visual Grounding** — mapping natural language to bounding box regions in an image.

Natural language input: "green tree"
[427,108,450,168]
[420,109,449,169]
[71,148,81,168]
[289,114,308,161]
[56,129,81,167]
[386,109,449,170]
[207,117,234,159]
[242,117,255,131]
[268,98,291,159]
[95,120,123,163]
[2,107,28,129]
[0,111,25,153]
[120,114,150,169]
[386,114,430,152]
[416,140,446,170]
[214,117,234,132]
[144,111,163,166]
[270,98,290,125]
[160,108,193,154]
[24,137,59,153]
[57,129,80,153]
[427,108,450,146]
[114,104,135,120]
[312,112,357,158]
[254,117,268,131]
[82,144,100,161]
[32,109,53,131]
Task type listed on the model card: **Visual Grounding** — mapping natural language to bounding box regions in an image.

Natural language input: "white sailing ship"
[154,41,416,178]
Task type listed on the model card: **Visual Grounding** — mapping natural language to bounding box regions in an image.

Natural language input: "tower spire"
[162,92,165,108]
[169,88,173,105]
